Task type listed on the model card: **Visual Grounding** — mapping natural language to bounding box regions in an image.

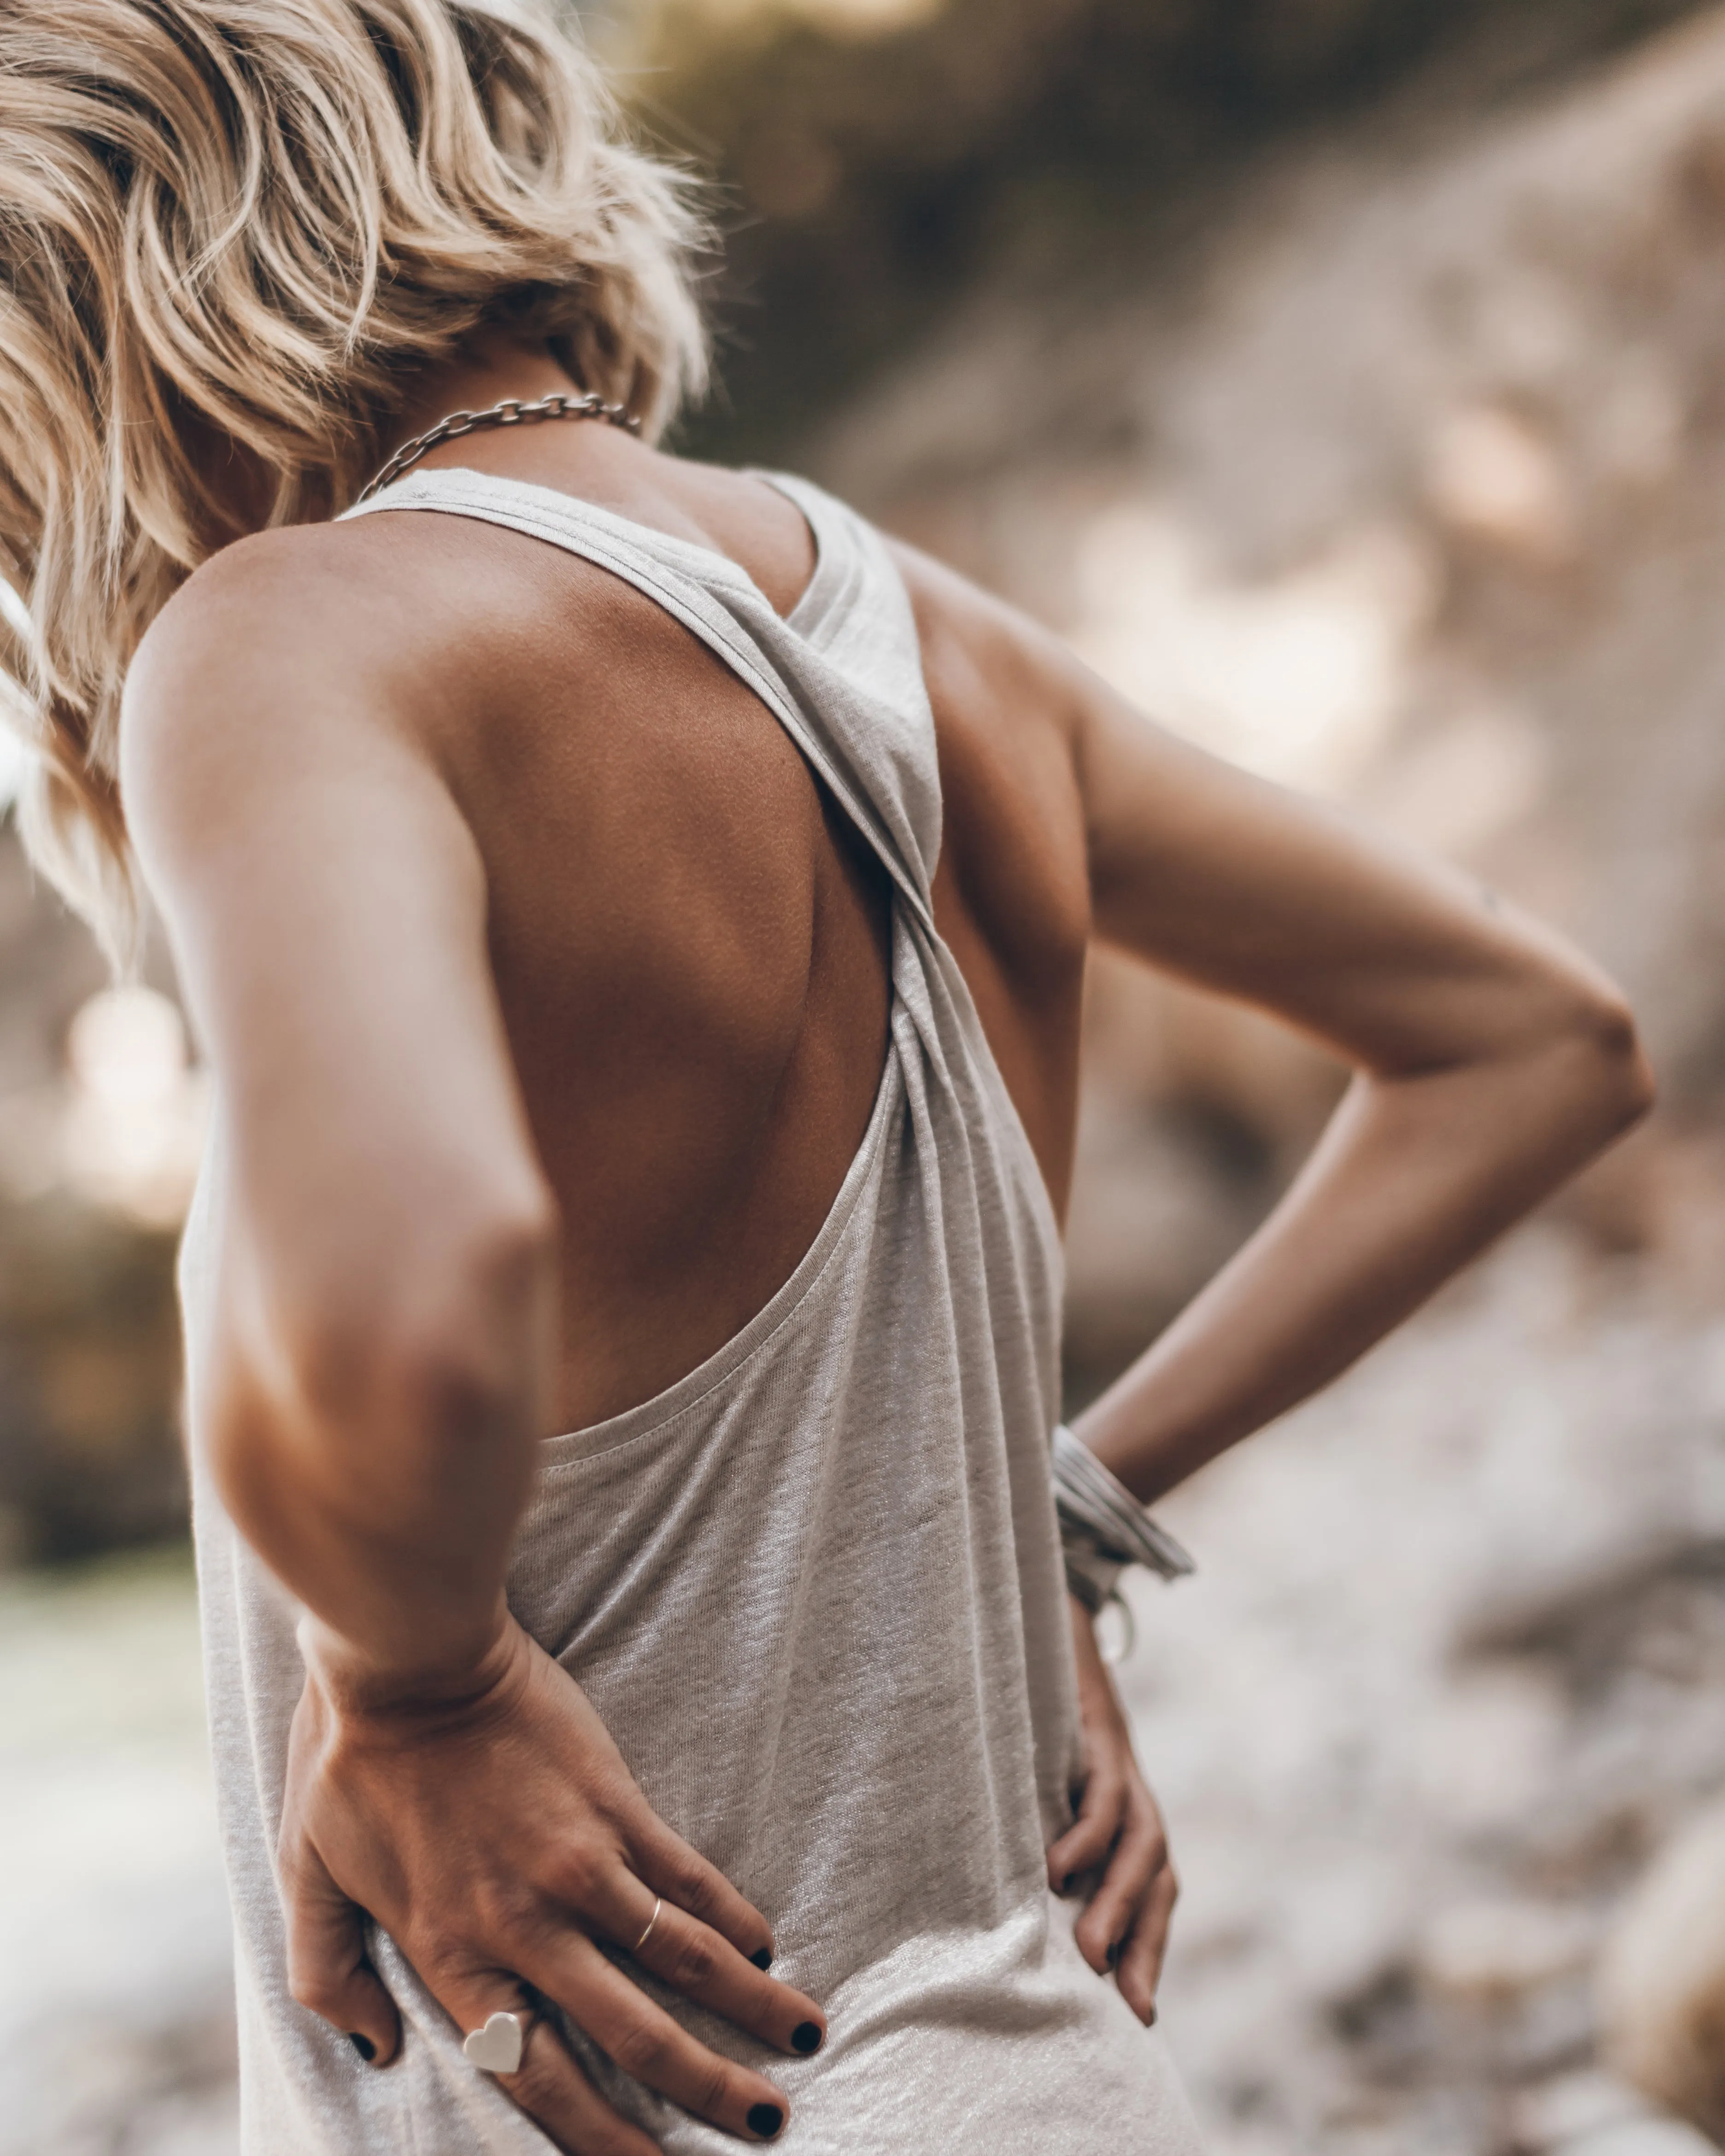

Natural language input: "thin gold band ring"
[632,1896,664,1956]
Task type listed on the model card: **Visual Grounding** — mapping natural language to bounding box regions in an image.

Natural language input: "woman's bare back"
[378,416,1099,1433]
[356,431,904,1431]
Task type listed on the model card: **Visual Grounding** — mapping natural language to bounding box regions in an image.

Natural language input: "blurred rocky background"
[11,0,1725,2148]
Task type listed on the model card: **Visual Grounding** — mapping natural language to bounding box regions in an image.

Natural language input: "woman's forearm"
[1074,1015,1652,1504]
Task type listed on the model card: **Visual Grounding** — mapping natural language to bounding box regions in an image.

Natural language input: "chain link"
[356,391,641,505]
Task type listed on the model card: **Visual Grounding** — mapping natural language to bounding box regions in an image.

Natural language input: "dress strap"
[341,467,941,931]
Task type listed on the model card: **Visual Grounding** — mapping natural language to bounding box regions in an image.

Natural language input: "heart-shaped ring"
[463,2010,527,2075]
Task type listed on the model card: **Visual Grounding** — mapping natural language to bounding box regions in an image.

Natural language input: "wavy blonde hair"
[0,0,708,964]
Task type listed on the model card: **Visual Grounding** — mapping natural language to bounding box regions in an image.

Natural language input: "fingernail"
[1061,1875,1076,1896]
[750,1947,774,1971]
[792,2021,822,2054]
[1147,2004,1158,2026]
[746,2103,784,2138]
[348,2033,376,2062]
[1106,1941,1121,1970]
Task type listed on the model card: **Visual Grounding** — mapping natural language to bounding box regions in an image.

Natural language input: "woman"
[0,3,1650,2151]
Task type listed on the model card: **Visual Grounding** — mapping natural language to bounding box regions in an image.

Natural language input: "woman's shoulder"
[117,513,520,906]
[121,508,556,815]
[129,514,469,708]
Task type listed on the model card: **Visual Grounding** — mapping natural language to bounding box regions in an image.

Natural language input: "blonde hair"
[0,0,709,964]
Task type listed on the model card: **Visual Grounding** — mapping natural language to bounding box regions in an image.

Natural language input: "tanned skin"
[122,334,1653,2156]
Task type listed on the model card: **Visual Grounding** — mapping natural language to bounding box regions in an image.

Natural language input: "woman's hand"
[280,1612,825,2154]
[1046,1595,1176,2027]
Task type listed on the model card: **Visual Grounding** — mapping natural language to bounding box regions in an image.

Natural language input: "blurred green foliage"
[0,1197,184,1562]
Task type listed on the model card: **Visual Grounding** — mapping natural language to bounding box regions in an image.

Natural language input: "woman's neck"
[381,333,580,466]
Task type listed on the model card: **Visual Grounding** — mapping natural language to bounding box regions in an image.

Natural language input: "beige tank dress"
[180,464,1207,2154]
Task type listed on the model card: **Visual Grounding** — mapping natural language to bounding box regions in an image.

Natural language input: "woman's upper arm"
[121,534,554,1359]
[889,537,1632,1083]
[1061,639,1637,1080]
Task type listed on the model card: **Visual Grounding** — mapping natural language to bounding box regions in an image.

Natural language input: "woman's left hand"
[1047,1594,1176,2026]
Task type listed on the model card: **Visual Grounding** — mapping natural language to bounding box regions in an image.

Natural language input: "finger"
[506,2018,663,2156]
[628,1820,776,1971]
[629,1898,826,2059]
[522,1931,792,2143]
[282,1838,402,2067]
[1073,1795,1168,1974]
[1046,1761,1127,1894]
[1114,1864,1179,2027]
[437,1981,661,2156]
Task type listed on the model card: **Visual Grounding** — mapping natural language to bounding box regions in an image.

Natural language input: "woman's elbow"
[333,1193,557,1439]
[1555,980,1656,1148]
[223,1188,559,1512]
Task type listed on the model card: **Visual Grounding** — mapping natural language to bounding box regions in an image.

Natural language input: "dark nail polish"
[746,2102,785,2139]
[750,1947,774,1971]
[1061,1875,1077,1897]
[348,2033,376,2062]
[1106,1941,1121,1970]
[791,2021,822,2055]
[1147,2004,1158,2027]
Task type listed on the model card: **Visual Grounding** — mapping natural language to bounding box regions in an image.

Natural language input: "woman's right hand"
[279,1612,824,2154]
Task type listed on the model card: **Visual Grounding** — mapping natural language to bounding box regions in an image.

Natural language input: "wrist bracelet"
[1052,1424,1195,1623]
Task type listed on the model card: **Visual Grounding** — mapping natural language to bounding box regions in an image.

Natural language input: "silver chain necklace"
[356,390,641,505]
